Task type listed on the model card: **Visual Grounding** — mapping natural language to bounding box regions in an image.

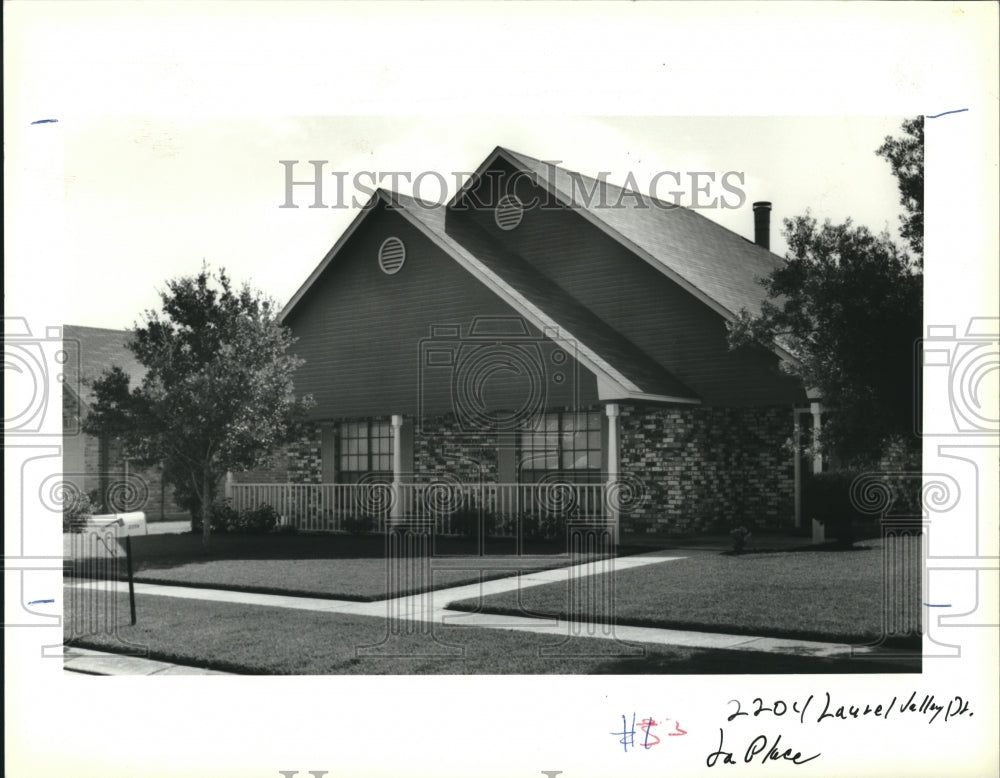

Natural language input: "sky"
[20,114,906,330]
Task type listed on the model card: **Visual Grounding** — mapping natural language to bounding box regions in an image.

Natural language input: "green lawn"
[447,540,921,645]
[63,530,633,601]
[64,589,919,675]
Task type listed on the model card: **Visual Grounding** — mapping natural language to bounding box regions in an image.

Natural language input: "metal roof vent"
[378,237,406,274]
[495,195,524,231]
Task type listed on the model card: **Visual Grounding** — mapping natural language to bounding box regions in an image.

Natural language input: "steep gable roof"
[281,190,698,404]
[394,193,698,402]
[280,143,805,404]
[460,146,785,322]
[62,325,145,407]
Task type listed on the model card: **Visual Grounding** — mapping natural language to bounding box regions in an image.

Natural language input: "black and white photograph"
[5,3,998,778]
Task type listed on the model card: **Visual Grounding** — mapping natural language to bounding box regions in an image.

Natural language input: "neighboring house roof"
[62,325,145,408]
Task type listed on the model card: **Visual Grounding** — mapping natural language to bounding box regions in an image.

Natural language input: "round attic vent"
[378,237,406,274]
[495,195,524,231]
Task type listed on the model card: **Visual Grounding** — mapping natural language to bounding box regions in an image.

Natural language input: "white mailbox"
[87,512,147,536]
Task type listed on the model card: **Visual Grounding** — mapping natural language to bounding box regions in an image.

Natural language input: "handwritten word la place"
[728,692,974,726]
[706,728,820,768]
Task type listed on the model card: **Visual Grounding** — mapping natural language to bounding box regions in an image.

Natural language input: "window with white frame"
[518,410,602,483]
[338,419,393,483]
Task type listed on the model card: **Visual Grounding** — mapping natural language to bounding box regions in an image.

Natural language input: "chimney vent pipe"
[753,201,772,250]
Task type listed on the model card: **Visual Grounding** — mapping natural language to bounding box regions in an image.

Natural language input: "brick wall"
[286,424,323,483]
[235,406,798,536]
[413,414,500,483]
[618,404,795,535]
[269,416,506,484]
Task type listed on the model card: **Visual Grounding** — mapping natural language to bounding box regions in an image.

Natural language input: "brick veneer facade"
[249,403,797,535]
[413,414,501,483]
[618,403,795,534]
[259,416,503,485]
[287,426,323,484]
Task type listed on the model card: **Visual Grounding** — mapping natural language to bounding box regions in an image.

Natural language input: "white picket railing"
[228,481,608,535]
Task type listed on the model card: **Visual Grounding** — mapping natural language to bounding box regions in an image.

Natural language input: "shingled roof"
[486,147,785,320]
[62,325,145,406]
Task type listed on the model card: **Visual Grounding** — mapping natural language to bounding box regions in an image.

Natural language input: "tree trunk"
[201,466,213,551]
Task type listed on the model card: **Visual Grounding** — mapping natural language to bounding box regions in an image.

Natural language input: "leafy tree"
[85,268,312,548]
[729,118,923,467]
[876,116,924,262]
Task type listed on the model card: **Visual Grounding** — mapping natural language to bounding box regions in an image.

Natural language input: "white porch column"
[391,414,404,521]
[606,403,620,543]
[810,402,824,474]
[792,412,802,529]
[810,402,824,542]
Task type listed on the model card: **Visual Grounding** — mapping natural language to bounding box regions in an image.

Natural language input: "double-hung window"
[338,420,393,483]
[519,410,602,483]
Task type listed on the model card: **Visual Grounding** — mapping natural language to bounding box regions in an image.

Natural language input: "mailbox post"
[87,512,146,625]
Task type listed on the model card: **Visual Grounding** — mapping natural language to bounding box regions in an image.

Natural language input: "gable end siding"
[284,203,600,420]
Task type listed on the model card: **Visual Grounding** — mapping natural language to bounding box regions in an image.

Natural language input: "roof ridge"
[64,324,132,333]
[502,147,743,218]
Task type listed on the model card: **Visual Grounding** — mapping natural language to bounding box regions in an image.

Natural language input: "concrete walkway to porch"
[64,547,885,675]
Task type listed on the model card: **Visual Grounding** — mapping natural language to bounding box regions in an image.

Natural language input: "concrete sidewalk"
[64,550,889,675]
[64,646,231,675]
[144,520,191,535]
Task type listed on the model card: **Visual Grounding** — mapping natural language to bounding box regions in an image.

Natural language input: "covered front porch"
[227,479,611,537]
[228,404,626,538]
[229,397,816,537]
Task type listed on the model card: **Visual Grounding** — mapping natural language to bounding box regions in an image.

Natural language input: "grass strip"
[64,589,919,675]
[446,542,920,646]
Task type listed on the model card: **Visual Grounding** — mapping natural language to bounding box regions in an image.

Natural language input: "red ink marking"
[638,718,660,748]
